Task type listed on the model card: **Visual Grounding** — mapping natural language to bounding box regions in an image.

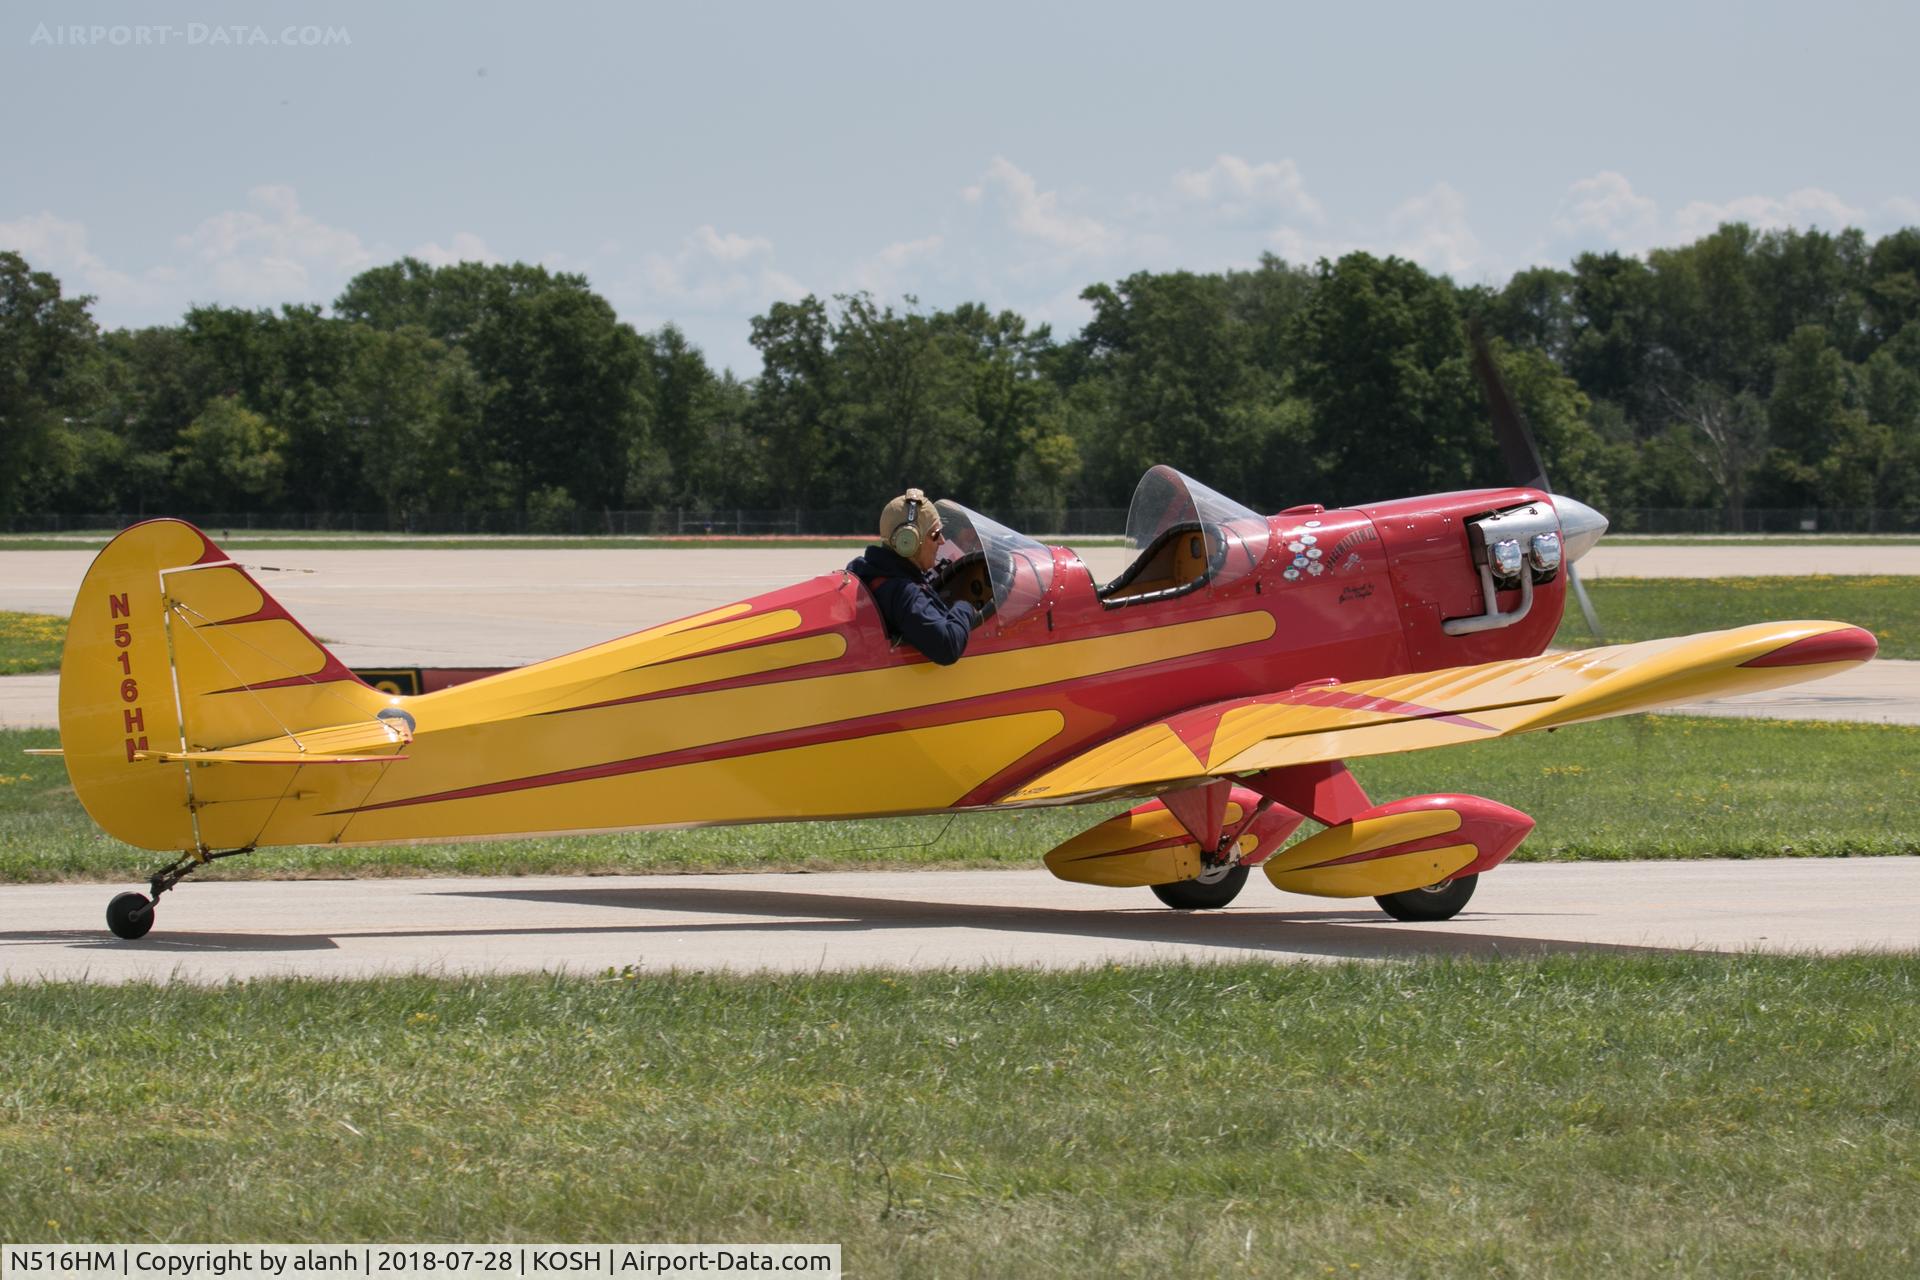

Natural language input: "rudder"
[58,520,388,852]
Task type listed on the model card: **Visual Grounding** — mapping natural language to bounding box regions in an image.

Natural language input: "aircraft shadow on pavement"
[0,929,338,952]
[430,883,1687,961]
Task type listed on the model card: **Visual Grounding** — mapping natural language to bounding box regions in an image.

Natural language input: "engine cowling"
[1262,793,1533,898]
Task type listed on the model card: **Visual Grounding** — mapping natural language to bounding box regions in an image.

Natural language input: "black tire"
[1151,865,1249,910]
[1375,874,1477,922]
[106,892,154,940]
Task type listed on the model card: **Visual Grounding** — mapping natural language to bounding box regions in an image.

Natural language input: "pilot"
[847,488,977,665]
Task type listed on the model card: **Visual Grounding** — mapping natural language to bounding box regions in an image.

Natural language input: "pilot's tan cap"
[879,488,941,543]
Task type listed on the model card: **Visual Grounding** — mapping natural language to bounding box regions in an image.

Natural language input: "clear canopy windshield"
[935,500,1055,626]
[1123,465,1271,590]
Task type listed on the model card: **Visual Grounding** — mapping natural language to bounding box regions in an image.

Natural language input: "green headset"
[889,489,930,558]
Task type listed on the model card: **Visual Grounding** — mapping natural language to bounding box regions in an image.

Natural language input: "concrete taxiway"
[2,860,1914,983]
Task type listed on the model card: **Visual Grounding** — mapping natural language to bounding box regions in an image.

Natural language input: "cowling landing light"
[1442,494,1608,636]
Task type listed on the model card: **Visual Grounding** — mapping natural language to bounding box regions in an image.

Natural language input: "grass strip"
[0,957,1914,1274]
[3,714,1914,883]
[1553,575,1919,659]
[0,612,64,675]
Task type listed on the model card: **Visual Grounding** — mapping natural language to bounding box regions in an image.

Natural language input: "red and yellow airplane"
[47,466,1875,939]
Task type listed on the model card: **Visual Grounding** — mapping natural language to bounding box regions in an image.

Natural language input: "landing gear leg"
[1151,826,1254,911]
[104,846,256,940]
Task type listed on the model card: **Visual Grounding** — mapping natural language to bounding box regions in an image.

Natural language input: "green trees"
[643,324,754,508]
[1290,253,1493,503]
[944,302,1075,512]
[342,261,655,518]
[747,296,836,509]
[461,284,651,513]
[172,397,288,509]
[1066,258,1311,509]
[6,221,1920,529]
[0,252,98,517]
[749,294,1075,516]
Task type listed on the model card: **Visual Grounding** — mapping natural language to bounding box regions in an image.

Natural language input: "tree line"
[3,222,1918,528]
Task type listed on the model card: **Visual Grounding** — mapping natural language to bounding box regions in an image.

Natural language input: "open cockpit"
[1097,465,1271,607]
[917,468,1273,631]
[930,502,1056,628]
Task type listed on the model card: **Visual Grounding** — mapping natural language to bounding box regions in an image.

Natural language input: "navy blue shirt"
[847,545,977,665]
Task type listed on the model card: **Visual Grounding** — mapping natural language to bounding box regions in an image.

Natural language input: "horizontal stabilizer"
[131,748,409,766]
[131,718,411,767]
[22,748,64,757]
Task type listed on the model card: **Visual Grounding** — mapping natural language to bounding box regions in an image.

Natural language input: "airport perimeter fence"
[7,507,1920,537]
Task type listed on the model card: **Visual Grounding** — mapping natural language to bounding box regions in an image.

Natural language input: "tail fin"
[58,520,393,852]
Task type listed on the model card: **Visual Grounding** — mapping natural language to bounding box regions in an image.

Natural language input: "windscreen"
[1123,465,1271,589]
[935,500,1055,627]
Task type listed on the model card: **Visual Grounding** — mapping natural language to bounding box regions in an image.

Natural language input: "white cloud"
[173,184,375,301]
[1172,154,1322,221]
[1021,283,1099,336]
[690,225,773,263]
[1265,224,1358,268]
[1552,170,1660,248]
[1386,183,1482,276]
[873,234,943,269]
[0,210,168,303]
[969,156,1118,256]
[632,224,803,314]
[411,231,499,267]
[0,211,107,276]
[1545,172,1920,262]
[850,234,943,296]
[1671,187,1864,239]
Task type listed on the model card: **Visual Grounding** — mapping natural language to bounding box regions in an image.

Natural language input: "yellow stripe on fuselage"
[189,609,1277,848]
[303,610,1277,844]
[341,710,1070,843]
[413,602,785,726]
[389,611,1273,793]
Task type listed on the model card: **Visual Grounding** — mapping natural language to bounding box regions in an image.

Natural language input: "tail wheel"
[1150,865,1249,910]
[1375,874,1477,922]
[106,892,155,940]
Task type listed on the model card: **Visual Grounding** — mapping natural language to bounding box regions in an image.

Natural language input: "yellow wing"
[998,620,1878,805]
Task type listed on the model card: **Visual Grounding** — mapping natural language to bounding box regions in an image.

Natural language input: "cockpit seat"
[1097,522,1215,607]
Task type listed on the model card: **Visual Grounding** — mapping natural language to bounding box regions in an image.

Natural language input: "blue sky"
[5,0,1916,374]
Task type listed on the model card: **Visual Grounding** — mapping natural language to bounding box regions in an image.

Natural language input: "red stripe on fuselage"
[322,690,1066,816]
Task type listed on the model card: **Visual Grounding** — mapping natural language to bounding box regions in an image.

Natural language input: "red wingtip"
[1741,626,1879,669]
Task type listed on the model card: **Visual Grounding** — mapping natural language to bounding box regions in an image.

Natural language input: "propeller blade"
[1468,320,1549,493]
[1567,564,1606,644]
[1468,320,1607,641]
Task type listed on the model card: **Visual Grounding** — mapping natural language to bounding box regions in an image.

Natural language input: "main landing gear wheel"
[1375,874,1477,922]
[106,892,155,940]
[1151,865,1250,910]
